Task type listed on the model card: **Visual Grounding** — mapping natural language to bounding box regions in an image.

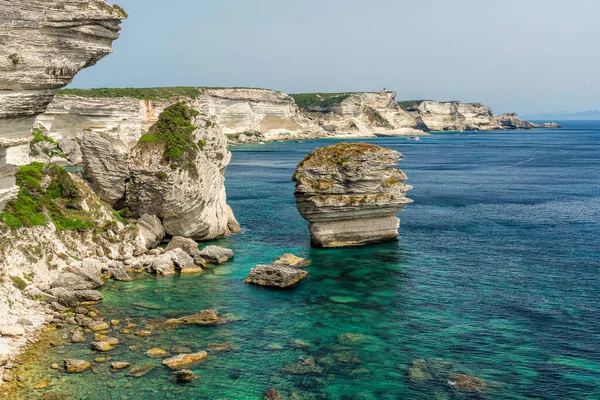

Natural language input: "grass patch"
[397,100,429,110]
[364,107,392,128]
[137,102,200,176]
[0,163,95,231]
[59,87,202,101]
[296,142,383,170]
[10,275,27,291]
[290,93,354,110]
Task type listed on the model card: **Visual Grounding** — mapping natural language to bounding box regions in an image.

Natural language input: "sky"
[70,0,600,114]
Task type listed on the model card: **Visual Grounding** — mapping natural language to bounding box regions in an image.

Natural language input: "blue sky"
[70,0,600,114]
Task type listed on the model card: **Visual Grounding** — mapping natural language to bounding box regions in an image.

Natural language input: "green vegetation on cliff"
[59,87,202,101]
[397,100,428,110]
[139,102,201,175]
[0,163,94,231]
[296,142,383,170]
[290,93,354,110]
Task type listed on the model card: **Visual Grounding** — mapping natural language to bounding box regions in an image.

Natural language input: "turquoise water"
[11,122,600,399]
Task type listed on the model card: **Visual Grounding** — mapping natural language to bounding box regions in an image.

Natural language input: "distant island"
[522,110,600,121]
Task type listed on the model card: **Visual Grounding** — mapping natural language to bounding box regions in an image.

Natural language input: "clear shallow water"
[10,122,600,399]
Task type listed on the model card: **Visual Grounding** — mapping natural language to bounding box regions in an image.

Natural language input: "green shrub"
[58,87,202,100]
[1,163,93,231]
[397,100,429,110]
[8,53,19,65]
[197,139,207,149]
[290,93,353,110]
[364,107,392,128]
[10,275,27,291]
[138,103,200,176]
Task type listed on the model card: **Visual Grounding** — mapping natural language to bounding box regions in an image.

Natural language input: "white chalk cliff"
[0,0,126,211]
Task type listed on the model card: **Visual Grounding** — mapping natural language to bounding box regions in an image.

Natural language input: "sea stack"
[293,142,412,247]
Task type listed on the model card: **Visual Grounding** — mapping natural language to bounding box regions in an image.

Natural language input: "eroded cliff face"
[293,143,413,247]
[126,103,235,240]
[36,88,325,150]
[0,0,126,210]
[303,92,423,137]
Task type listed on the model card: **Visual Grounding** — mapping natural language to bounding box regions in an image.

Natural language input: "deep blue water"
[10,122,600,399]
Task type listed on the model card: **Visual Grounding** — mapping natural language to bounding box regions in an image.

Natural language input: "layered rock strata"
[0,0,126,211]
[126,103,236,240]
[293,143,413,247]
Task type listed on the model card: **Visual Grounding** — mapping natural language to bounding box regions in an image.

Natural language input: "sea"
[8,121,600,399]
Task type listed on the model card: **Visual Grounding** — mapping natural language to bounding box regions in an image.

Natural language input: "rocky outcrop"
[0,0,126,211]
[293,143,413,247]
[126,103,235,240]
[402,101,561,131]
[296,91,423,137]
[245,264,308,288]
[76,131,129,206]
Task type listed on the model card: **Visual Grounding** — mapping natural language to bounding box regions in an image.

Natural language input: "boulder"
[149,248,196,275]
[165,236,200,256]
[146,348,170,359]
[126,365,154,378]
[164,309,221,327]
[162,351,208,369]
[198,245,234,264]
[50,273,97,291]
[108,266,131,282]
[174,369,195,383]
[74,290,103,302]
[48,287,80,308]
[64,359,91,373]
[273,254,311,268]
[88,321,109,331]
[245,265,308,288]
[70,331,85,343]
[293,143,412,247]
[137,214,166,249]
[226,205,241,233]
[0,326,25,337]
[111,361,131,370]
[265,388,283,400]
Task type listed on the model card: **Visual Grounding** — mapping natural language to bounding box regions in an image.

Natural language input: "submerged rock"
[274,253,311,268]
[198,245,234,264]
[207,343,234,352]
[64,359,91,373]
[449,374,487,392]
[164,309,221,326]
[174,369,195,383]
[282,356,323,375]
[245,264,308,288]
[265,388,283,400]
[126,365,154,378]
[293,142,412,247]
[162,351,208,369]
[111,361,131,370]
[146,348,170,359]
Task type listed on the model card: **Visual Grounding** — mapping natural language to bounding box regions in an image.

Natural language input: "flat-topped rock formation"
[293,143,413,247]
[400,100,561,131]
[0,0,126,211]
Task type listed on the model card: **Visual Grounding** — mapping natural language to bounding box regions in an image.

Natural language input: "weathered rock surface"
[76,131,129,206]
[111,361,131,370]
[174,369,195,383]
[245,265,308,288]
[0,0,126,211]
[64,359,91,373]
[162,351,208,369]
[126,365,154,378]
[149,248,197,276]
[198,245,234,264]
[274,254,311,268]
[137,214,166,249]
[126,104,236,240]
[164,309,221,327]
[293,143,412,247]
[164,236,199,256]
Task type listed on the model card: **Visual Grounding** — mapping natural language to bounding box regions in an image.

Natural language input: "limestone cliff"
[36,88,324,150]
[293,143,413,247]
[126,103,235,240]
[293,91,424,137]
[401,100,561,131]
[0,0,126,211]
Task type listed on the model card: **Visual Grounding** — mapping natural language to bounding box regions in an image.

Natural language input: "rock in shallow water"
[162,351,208,369]
[174,369,195,383]
[198,245,234,264]
[293,142,412,247]
[273,253,311,268]
[163,309,221,326]
[64,359,91,373]
[245,264,308,288]
[127,365,154,377]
